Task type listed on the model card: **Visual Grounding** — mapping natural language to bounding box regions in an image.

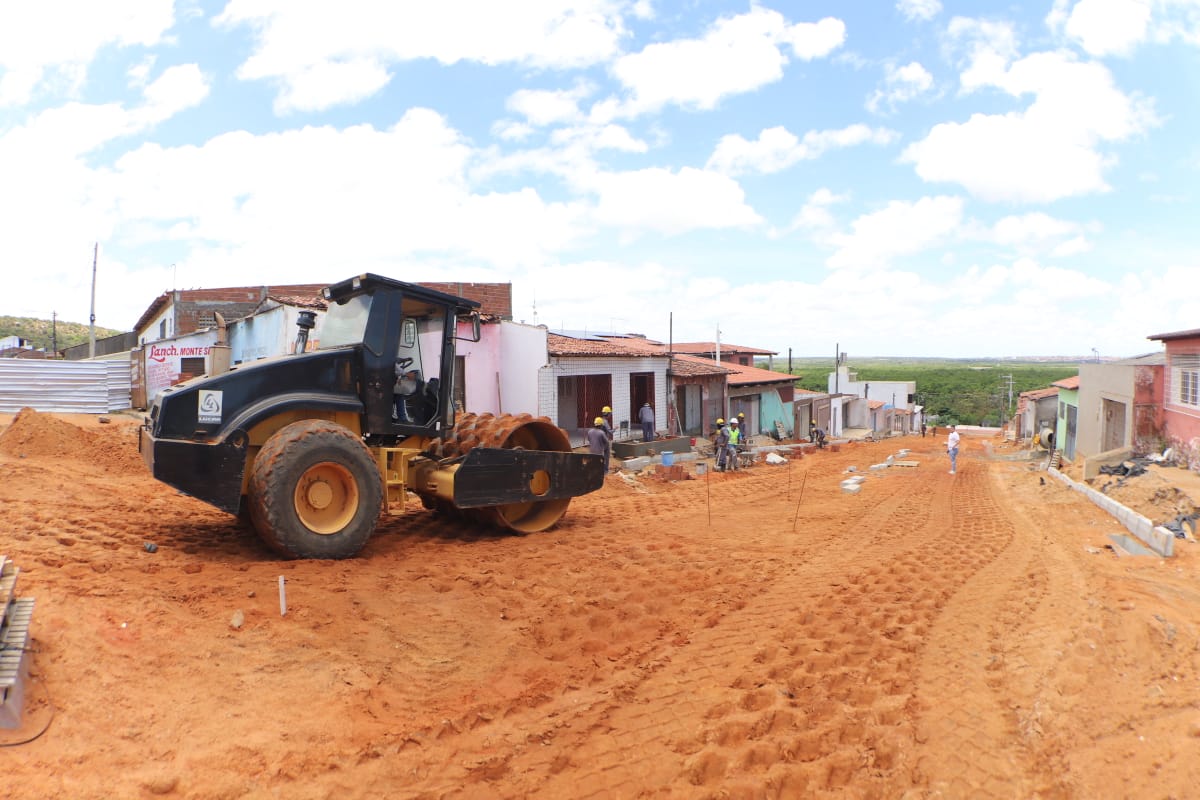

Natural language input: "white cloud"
[587,167,762,235]
[1057,0,1152,56]
[903,50,1157,202]
[898,0,943,22]
[609,8,844,116]
[215,1,630,113]
[707,124,896,176]
[990,212,1086,246]
[507,83,594,127]
[0,0,175,106]
[827,196,965,270]
[866,61,935,113]
[790,187,850,231]
[944,17,1020,91]
[273,59,392,115]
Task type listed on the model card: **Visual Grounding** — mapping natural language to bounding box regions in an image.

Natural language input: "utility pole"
[834,342,839,394]
[89,242,98,359]
[51,310,58,356]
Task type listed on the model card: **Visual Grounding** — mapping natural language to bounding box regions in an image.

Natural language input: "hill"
[0,315,124,353]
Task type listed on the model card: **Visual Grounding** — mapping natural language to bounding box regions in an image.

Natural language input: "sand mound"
[0,407,97,457]
[0,407,143,474]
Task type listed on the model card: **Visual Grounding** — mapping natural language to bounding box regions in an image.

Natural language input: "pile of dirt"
[0,407,96,457]
[1091,468,1198,525]
[0,407,143,474]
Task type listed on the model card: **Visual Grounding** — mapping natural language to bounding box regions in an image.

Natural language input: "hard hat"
[594,416,605,425]
[737,412,745,417]
[716,418,725,425]
[602,406,611,413]
[730,419,739,425]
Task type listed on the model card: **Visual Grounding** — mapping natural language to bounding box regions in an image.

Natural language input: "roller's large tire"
[248,420,382,559]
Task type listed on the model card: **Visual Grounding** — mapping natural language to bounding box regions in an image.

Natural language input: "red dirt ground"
[2,410,1200,799]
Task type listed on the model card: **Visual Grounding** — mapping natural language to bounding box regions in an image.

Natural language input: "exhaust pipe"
[294,310,317,354]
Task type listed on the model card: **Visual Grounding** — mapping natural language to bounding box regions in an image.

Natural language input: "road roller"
[138,273,604,559]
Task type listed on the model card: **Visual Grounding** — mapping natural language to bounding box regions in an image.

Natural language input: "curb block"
[1048,467,1174,557]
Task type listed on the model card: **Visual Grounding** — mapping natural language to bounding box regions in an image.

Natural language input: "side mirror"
[457,311,482,342]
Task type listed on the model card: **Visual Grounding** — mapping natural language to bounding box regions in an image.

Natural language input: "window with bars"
[1171,353,1200,409]
[1180,369,1199,407]
[198,311,216,328]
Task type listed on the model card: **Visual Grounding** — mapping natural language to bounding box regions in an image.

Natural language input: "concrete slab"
[612,436,693,459]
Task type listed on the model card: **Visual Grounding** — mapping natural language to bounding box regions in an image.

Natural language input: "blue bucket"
[661,451,675,466]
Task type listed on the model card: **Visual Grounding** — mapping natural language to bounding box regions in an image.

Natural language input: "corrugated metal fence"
[0,360,132,414]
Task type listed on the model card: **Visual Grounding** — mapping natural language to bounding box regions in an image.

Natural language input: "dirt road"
[2,411,1199,798]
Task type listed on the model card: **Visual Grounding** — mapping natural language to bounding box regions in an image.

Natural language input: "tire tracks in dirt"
[392,459,960,797]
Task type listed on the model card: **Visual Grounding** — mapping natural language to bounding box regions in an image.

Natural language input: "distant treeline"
[0,315,124,353]
[777,358,1080,427]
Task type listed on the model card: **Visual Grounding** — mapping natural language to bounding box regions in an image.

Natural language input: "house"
[1075,354,1165,459]
[1148,327,1200,465]
[720,360,799,438]
[792,388,833,441]
[587,335,731,436]
[1052,375,1081,460]
[827,365,918,436]
[1015,386,1060,442]
[595,336,800,438]
[668,341,776,370]
[545,332,673,444]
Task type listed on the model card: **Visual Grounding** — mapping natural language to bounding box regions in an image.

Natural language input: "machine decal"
[198,390,223,423]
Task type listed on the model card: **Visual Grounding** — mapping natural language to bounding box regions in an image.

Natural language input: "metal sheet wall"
[0,360,132,414]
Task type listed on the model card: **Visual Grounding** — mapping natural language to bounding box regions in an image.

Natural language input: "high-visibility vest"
[729,428,740,445]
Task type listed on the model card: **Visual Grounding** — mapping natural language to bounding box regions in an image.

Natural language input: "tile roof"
[266,293,328,310]
[547,332,669,357]
[722,361,798,386]
[1052,375,1080,390]
[670,354,735,376]
[668,341,778,356]
[1148,327,1200,342]
[1019,387,1060,401]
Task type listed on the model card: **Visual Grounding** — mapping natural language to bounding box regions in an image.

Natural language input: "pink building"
[1148,327,1200,465]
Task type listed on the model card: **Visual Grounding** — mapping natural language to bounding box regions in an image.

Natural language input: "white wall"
[829,366,915,411]
[539,356,669,431]
[498,322,545,415]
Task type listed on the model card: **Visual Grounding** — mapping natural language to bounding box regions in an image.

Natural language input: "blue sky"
[2,0,1199,358]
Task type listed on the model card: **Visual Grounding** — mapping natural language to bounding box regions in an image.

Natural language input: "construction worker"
[736,412,747,442]
[727,418,741,470]
[587,416,611,473]
[639,402,655,443]
[600,405,614,441]
[713,418,729,471]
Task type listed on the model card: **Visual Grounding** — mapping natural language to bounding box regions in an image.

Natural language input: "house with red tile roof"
[546,332,676,440]
[1015,386,1060,442]
[595,335,798,439]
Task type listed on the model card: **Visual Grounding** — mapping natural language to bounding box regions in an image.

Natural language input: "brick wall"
[418,282,512,318]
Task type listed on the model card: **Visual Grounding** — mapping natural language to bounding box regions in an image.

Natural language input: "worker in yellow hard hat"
[587,415,611,473]
[599,406,614,441]
[713,418,729,471]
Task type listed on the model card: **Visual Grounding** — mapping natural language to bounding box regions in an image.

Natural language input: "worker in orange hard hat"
[587,415,611,473]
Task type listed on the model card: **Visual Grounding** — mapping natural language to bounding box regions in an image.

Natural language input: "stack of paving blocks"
[0,555,35,729]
